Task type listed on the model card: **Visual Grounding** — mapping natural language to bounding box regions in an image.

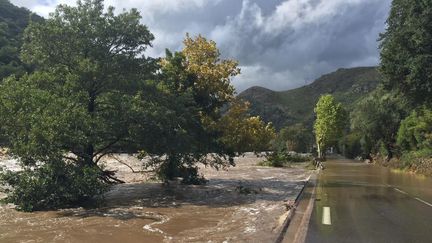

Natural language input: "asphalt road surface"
[305,157,432,243]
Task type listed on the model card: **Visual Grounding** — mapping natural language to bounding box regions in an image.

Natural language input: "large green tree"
[379,0,432,105]
[0,0,157,210]
[314,94,346,159]
[18,0,155,171]
[350,88,407,159]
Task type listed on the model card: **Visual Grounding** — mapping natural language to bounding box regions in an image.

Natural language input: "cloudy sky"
[11,0,392,92]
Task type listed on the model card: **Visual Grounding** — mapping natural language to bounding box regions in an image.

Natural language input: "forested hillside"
[0,0,43,80]
[238,67,381,129]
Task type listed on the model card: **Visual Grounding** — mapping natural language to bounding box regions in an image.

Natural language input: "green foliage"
[379,0,432,105]
[0,0,157,210]
[0,22,25,80]
[178,166,207,185]
[400,148,432,163]
[368,0,432,175]
[1,0,155,168]
[216,100,276,153]
[393,148,432,176]
[314,94,347,158]
[260,153,286,167]
[274,123,313,153]
[151,35,273,182]
[339,132,363,159]
[260,152,311,167]
[0,0,43,81]
[0,160,108,212]
[397,107,432,151]
[350,88,407,158]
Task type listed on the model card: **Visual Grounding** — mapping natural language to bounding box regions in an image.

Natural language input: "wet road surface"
[306,157,432,243]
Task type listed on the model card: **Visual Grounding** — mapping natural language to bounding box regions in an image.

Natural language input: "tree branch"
[111,155,150,174]
[93,138,121,158]
[62,155,79,163]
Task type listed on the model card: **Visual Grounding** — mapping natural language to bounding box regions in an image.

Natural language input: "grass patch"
[375,148,432,177]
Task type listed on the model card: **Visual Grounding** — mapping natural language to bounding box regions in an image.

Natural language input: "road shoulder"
[281,173,318,243]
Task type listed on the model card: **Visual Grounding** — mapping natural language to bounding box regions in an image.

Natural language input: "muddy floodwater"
[0,153,311,243]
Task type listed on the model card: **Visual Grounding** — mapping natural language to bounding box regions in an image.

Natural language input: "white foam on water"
[0,158,21,172]
[142,213,170,236]
[244,226,256,233]
[240,207,260,215]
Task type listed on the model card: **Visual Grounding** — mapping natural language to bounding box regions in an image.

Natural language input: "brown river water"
[0,153,311,243]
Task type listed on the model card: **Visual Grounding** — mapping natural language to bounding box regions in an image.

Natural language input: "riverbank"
[0,153,311,242]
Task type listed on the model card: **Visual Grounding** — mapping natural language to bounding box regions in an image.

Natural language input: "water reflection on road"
[306,157,432,243]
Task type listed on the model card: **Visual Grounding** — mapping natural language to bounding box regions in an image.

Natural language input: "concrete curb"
[274,173,314,243]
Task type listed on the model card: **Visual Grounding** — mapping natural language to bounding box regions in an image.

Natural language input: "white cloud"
[9,0,392,92]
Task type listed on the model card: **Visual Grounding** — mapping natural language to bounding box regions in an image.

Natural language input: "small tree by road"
[314,94,346,159]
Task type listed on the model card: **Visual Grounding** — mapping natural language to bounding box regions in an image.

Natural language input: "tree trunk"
[386,143,393,161]
[84,92,96,166]
[317,143,322,159]
[164,155,179,181]
[84,144,94,166]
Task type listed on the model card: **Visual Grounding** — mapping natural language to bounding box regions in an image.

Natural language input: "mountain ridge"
[238,66,381,129]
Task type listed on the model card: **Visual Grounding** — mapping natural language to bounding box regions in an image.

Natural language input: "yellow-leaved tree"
[153,34,275,183]
[216,100,275,153]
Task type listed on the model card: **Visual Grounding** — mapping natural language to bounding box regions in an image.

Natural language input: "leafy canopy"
[397,107,432,151]
[379,0,432,105]
[8,0,155,168]
[0,0,157,210]
[350,88,407,158]
[314,94,346,157]
[216,100,275,153]
[274,123,313,153]
[151,34,273,182]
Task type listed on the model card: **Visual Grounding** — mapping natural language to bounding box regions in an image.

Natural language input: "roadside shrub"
[260,151,312,167]
[286,153,312,162]
[397,107,432,151]
[0,160,109,212]
[146,154,209,185]
[397,148,432,175]
[400,148,432,164]
[262,152,286,167]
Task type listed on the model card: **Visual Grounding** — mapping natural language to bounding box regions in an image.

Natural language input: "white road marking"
[415,197,432,207]
[322,207,331,225]
[393,187,432,207]
[393,188,408,195]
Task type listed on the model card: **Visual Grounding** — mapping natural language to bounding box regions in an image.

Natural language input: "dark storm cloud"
[207,0,391,91]
[12,0,392,92]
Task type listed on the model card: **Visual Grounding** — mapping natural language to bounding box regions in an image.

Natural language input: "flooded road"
[306,157,432,243]
[0,153,311,242]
